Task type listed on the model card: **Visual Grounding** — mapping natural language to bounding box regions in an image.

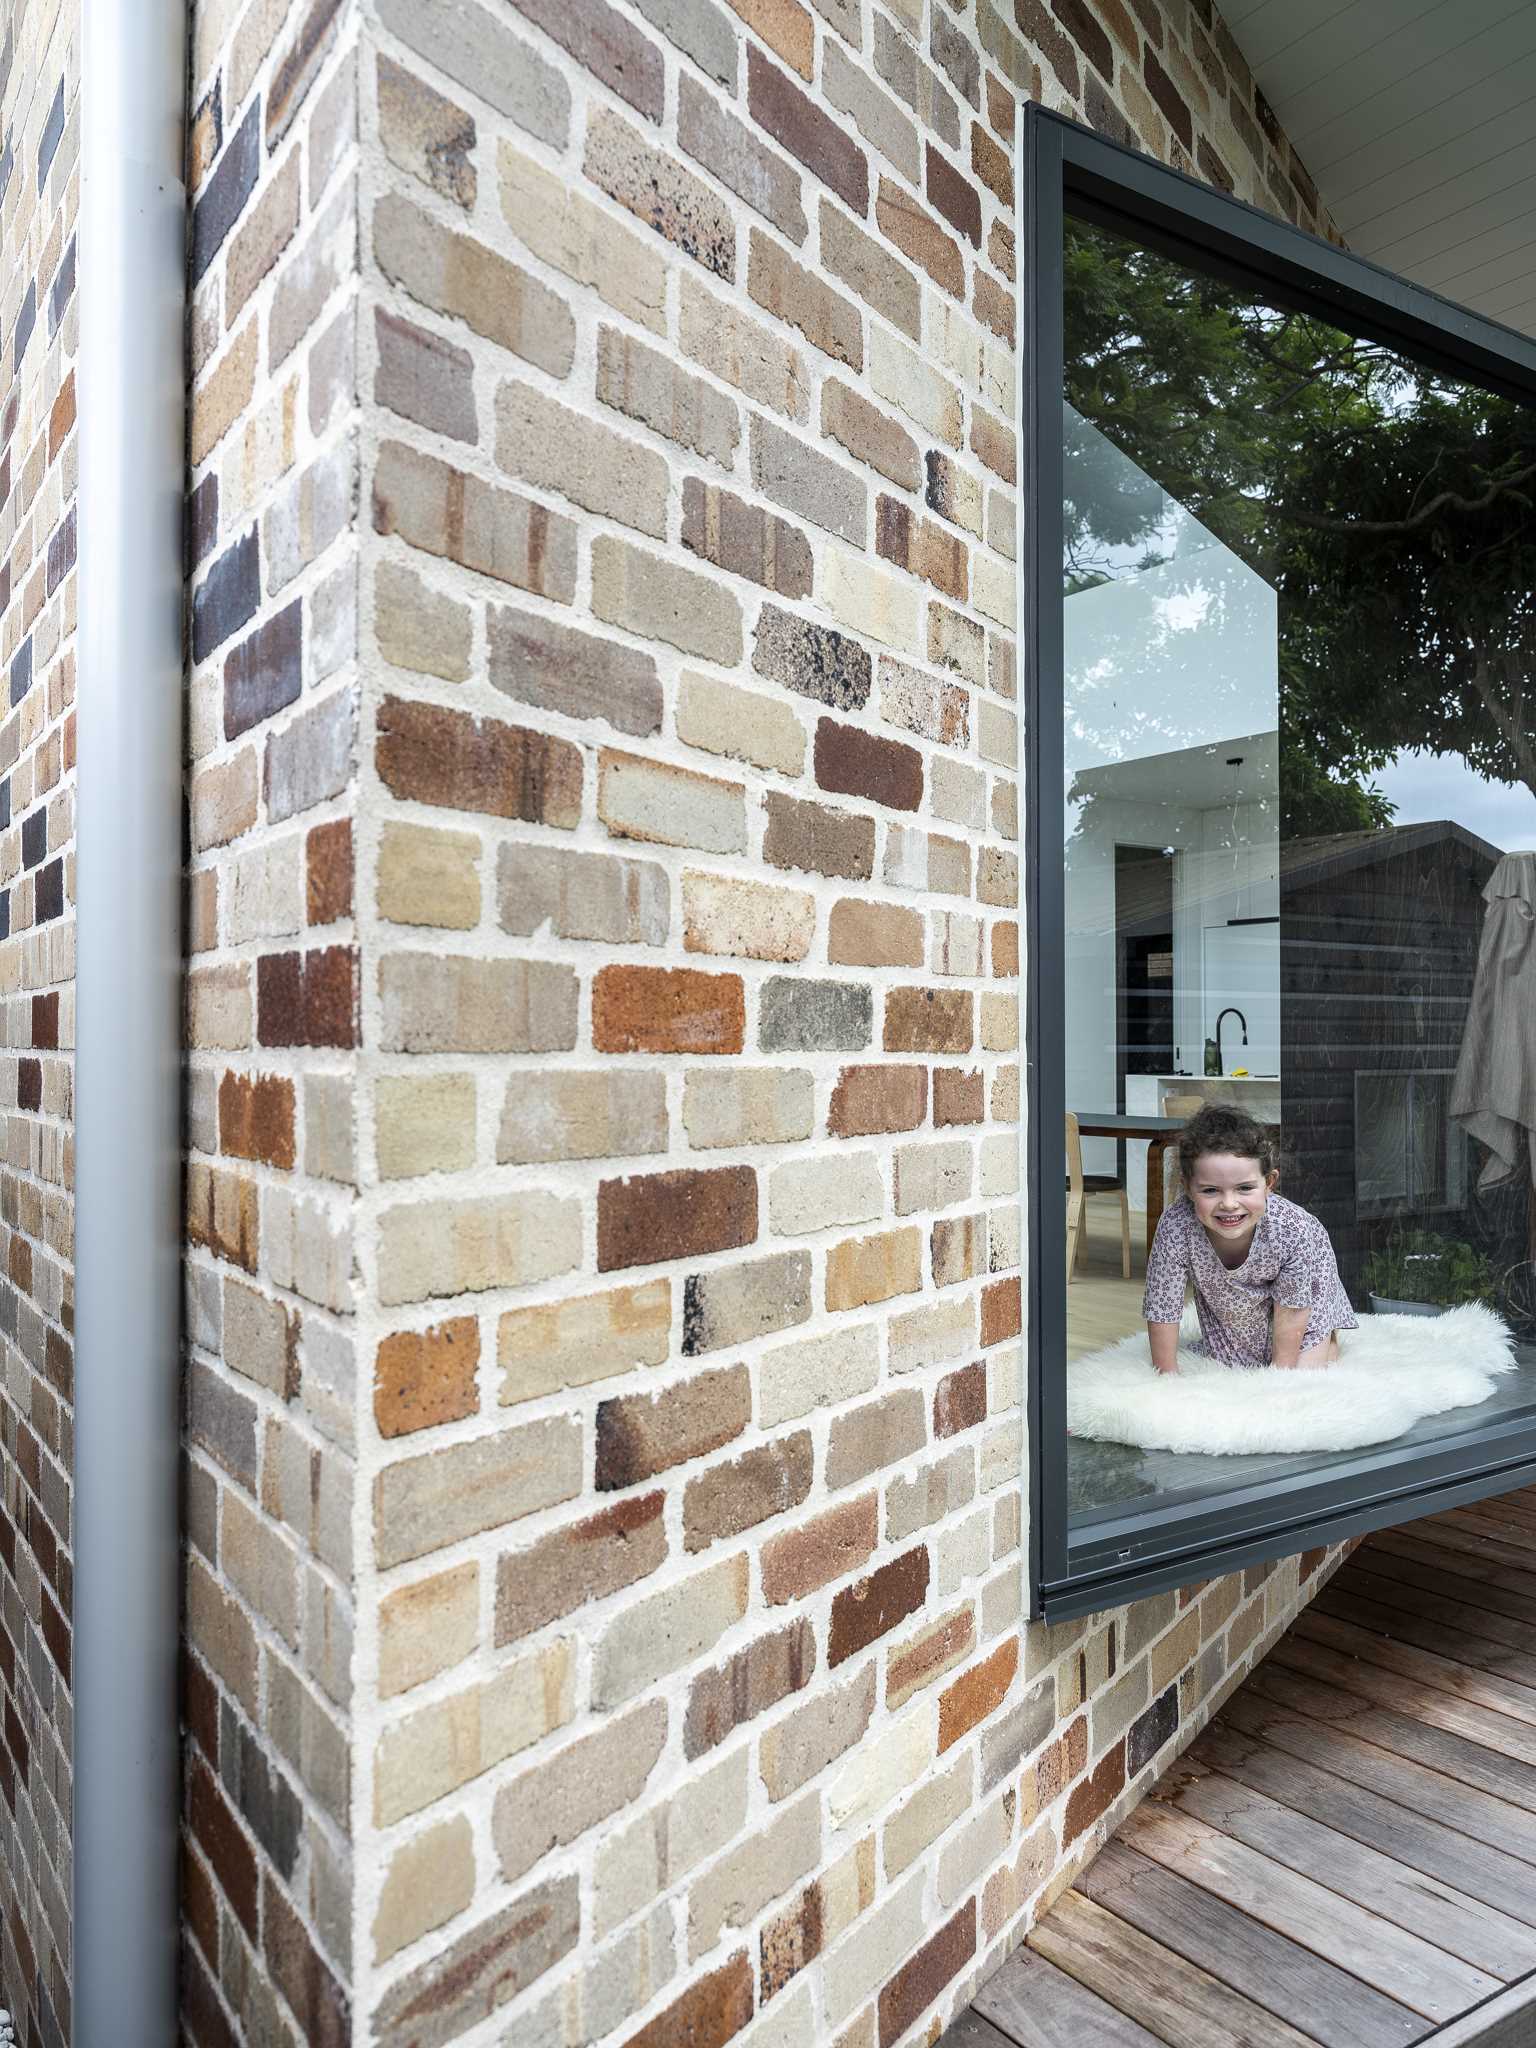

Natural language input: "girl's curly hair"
[1177,1102,1280,1183]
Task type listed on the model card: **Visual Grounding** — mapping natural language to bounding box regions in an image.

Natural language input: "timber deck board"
[940,1489,1536,2048]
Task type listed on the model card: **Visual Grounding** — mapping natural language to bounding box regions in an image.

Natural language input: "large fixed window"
[1022,111,1536,1619]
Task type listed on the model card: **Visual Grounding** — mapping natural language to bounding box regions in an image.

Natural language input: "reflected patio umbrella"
[1450,851,1536,1261]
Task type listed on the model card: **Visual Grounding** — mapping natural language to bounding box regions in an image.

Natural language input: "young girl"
[1142,1104,1356,1374]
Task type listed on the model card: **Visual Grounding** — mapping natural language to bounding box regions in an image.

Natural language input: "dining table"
[1070,1113,1184,1258]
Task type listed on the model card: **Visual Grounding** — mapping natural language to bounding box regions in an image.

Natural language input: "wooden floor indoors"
[944,1488,1536,2048]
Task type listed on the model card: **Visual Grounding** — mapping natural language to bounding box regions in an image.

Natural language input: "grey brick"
[760,977,872,1052]
[752,417,867,543]
[375,0,570,147]
[265,688,355,823]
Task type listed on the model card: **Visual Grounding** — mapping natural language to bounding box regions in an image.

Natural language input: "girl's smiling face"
[1187,1150,1276,1250]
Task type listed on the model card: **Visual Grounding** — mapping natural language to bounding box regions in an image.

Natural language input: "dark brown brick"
[511,0,664,120]
[925,142,981,246]
[761,1493,879,1604]
[815,718,922,811]
[1197,135,1235,195]
[878,1902,975,2046]
[683,477,813,597]
[377,693,582,826]
[748,42,867,215]
[598,1167,758,1274]
[1053,0,1112,81]
[684,1616,815,1757]
[374,1318,479,1438]
[755,601,871,710]
[256,945,358,1048]
[828,1064,927,1137]
[1144,45,1192,148]
[32,991,59,1050]
[829,1547,929,1665]
[1015,0,1080,96]
[190,1758,258,1938]
[884,987,971,1054]
[218,1072,296,1169]
[495,1492,667,1643]
[764,791,875,881]
[306,818,353,926]
[1064,1739,1127,1844]
[934,1360,986,1440]
[593,965,745,1054]
[875,176,962,297]
[16,1059,39,1113]
[621,1952,754,2048]
[684,1432,814,1552]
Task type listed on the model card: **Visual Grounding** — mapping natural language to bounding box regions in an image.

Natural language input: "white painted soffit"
[1219,0,1536,341]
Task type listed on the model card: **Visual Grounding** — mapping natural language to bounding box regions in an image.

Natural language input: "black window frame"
[1020,105,1536,1622]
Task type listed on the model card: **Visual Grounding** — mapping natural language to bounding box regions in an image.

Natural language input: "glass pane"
[1060,214,1536,1544]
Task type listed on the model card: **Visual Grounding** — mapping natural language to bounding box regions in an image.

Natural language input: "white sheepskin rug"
[1067,1304,1517,1455]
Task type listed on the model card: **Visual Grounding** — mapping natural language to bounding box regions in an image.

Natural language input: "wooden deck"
[946,1489,1536,2048]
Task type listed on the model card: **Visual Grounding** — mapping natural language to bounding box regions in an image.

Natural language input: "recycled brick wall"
[341,4,1355,2048]
[0,0,79,2038]
[182,0,360,2037]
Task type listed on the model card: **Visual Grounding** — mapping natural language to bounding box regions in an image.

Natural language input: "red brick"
[596,1364,752,1489]
[933,1068,984,1126]
[884,987,972,1054]
[748,43,867,214]
[815,718,922,811]
[598,1167,758,1273]
[934,1360,986,1440]
[828,1063,927,1137]
[938,1636,1016,1752]
[218,1071,296,1169]
[256,945,358,1047]
[878,1902,975,2046]
[374,1318,480,1438]
[306,818,353,925]
[828,1547,929,1665]
[593,965,745,1055]
[495,1492,667,1643]
[376,693,582,827]
[264,1875,350,2048]
[761,1493,878,1604]
[1063,1739,1126,1843]
[981,1275,1021,1347]
[621,1952,754,2048]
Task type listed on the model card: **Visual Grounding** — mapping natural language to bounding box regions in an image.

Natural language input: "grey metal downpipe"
[73,0,187,2037]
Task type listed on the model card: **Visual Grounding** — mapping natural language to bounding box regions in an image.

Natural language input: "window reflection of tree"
[1064,217,1536,1339]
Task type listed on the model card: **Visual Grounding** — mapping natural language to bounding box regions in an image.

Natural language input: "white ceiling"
[1220,0,1536,338]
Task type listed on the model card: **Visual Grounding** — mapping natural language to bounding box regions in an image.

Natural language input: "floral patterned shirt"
[1141,1192,1357,1369]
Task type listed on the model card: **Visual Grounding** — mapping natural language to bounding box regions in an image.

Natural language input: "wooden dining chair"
[1160,1091,1203,1204]
[1065,1110,1131,1282]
